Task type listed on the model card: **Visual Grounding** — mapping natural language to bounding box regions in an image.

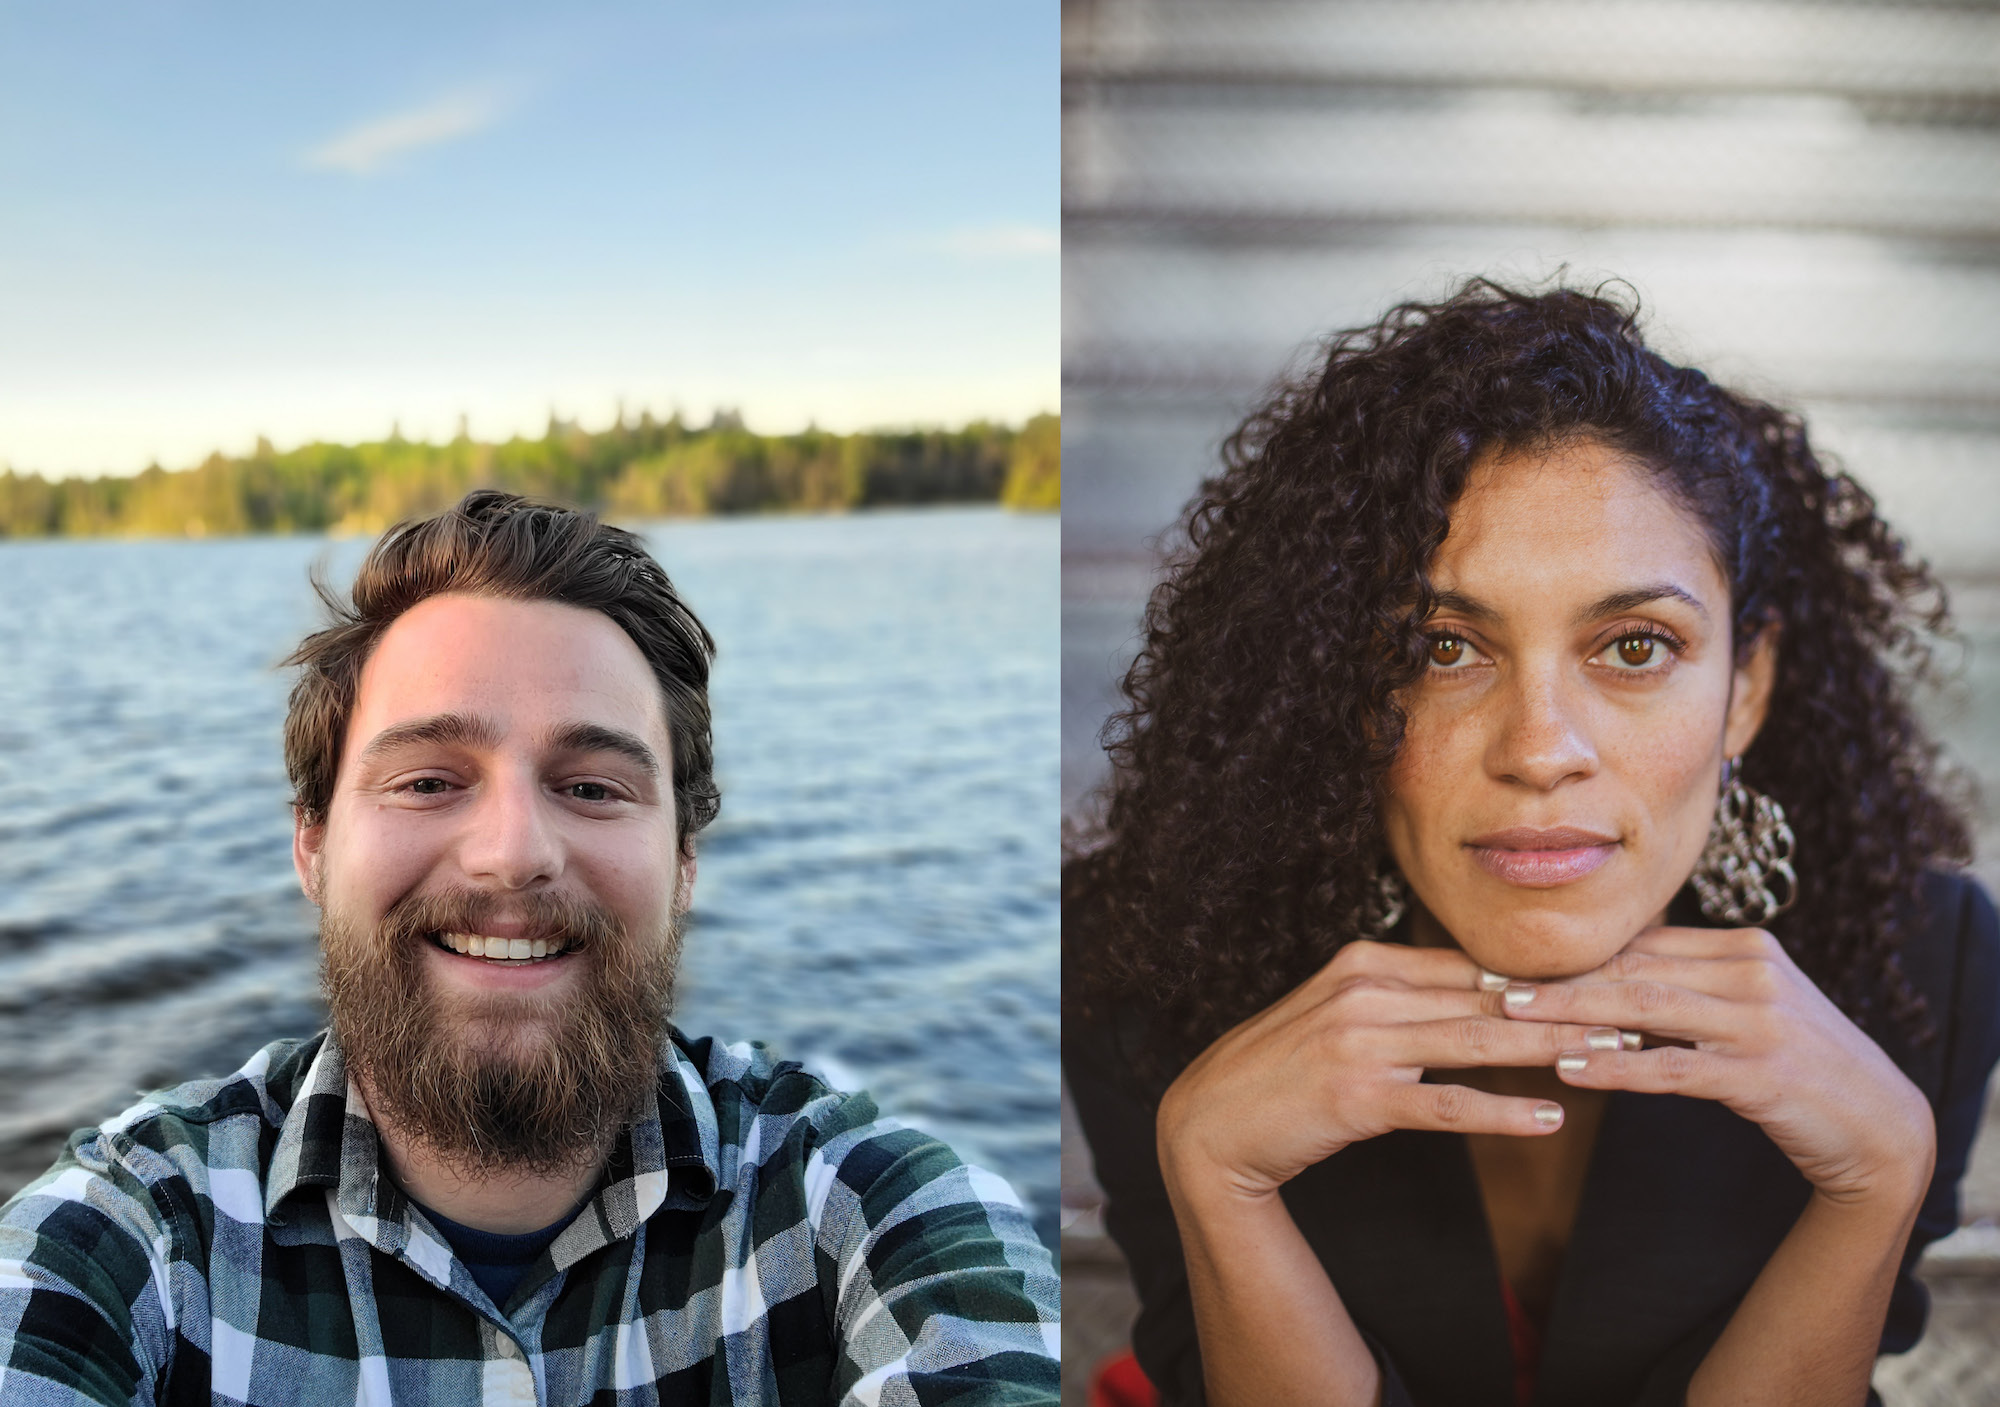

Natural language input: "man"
[0,491,1060,1405]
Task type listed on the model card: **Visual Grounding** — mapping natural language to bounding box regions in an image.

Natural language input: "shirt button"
[495,1335,518,1358]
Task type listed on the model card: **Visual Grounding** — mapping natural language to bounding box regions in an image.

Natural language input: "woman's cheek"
[1380,702,1480,883]
[1603,704,1726,885]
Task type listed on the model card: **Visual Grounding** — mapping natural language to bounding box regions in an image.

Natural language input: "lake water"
[0,507,1061,1249]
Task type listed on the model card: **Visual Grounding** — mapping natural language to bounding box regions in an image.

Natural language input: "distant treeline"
[0,411,1060,539]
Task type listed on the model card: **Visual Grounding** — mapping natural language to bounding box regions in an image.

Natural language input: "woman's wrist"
[1159,1129,1288,1220]
[1807,1161,1931,1224]
[1811,1084,1935,1213]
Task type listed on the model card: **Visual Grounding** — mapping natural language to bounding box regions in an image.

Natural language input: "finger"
[1327,978,1563,1025]
[1497,977,1732,1043]
[1381,1015,1621,1069]
[1552,1043,1732,1100]
[1385,1081,1566,1137]
[1562,950,1781,1002]
[1623,926,1776,960]
[1332,939,1489,991]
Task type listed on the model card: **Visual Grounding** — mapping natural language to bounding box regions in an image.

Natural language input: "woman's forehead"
[1429,442,1728,612]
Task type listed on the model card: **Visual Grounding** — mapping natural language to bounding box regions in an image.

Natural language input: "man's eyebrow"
[545,722,662,779]
[357,712,502,765]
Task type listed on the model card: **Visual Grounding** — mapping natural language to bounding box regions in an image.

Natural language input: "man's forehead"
[347,594,671,757]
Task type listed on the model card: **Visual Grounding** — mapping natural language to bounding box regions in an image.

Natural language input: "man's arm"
[0,1130,186,1407]
[807,1115,1059,1406]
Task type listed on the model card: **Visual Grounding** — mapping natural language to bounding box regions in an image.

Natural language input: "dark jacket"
[1065,872,2000,1407]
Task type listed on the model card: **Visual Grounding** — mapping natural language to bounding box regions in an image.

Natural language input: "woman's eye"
[1604,634,1668,670]
[1428,635,1474,668]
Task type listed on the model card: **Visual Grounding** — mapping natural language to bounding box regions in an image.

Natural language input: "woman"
[1064,281,2000,1407]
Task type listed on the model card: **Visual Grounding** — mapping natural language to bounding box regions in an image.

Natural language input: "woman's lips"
[1464,827,1619,888]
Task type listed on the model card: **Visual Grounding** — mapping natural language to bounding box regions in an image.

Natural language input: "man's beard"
[319,884,679,1181]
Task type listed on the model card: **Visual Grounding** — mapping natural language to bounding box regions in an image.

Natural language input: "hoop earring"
[1372,865,1408,936]
[1691,756,1797,926]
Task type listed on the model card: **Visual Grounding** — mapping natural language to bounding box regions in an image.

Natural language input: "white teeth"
[435,930,566,963]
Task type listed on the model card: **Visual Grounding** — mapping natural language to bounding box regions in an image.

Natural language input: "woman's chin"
[1448,916,1638,981]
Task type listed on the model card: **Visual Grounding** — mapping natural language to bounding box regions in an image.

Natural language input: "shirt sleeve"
[1063,1020,1420,1407]
[1882,875,2000,1355]
[0,1127,189,1407]
[807,1109,1060,1407]
[1631,876,2000,1404]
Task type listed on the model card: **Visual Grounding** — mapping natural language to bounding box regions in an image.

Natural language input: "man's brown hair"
[283,489,720,851]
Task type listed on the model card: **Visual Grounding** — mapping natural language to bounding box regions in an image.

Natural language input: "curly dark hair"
[1065,279,1971,1080]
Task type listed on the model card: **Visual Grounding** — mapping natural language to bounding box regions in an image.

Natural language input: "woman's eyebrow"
[1578,584,1710,624]
[1427,588,1502,624]
[1424,584,1710,625]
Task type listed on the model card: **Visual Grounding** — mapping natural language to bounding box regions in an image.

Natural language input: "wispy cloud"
[932,225,1058,259]
[304,87,510,176]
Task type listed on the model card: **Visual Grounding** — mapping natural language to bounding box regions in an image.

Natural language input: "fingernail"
[1621,1031,1644,1051]
[1585,1026,1622,1050]
[1478,969,1510,992]
[1533,1102,1564,1127]
[1503,983,1536,1009]
[1557,1052,1588,1074]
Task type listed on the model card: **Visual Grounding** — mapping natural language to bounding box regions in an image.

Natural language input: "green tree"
[1000,413,1060,511]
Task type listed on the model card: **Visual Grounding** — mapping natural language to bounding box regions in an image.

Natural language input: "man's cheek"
[333,818,441,911]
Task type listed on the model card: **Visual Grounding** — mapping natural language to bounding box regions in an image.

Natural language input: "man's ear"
[293,808,325,907]
[673,844,698,916]
[1722,621,1780,759]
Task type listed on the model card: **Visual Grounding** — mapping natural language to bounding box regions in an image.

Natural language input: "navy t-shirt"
[412,1198,588,1309]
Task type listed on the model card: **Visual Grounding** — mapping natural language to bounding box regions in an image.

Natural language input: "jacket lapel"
[1285,1127,1516,1405]
[1534,1090,1811,1406]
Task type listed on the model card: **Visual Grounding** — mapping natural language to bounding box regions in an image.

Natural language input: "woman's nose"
[1486,667,1597,790]
[457,772,564,890]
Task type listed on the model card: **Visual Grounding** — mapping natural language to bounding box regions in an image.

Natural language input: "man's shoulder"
[101,1034,323,1142]
[661,1026,1050,1275]
[32,1034,324,1197]
[668,1027,891,1157]
[0,1034,327,1271]
[664,1027,1009,1210]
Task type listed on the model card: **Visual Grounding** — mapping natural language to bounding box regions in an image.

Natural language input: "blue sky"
[0,1,1057,476]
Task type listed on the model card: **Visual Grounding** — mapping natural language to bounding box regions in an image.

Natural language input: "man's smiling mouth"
[427,930,571,964]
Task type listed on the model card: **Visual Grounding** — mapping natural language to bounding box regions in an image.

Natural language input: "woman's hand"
[1156,938,1609,1203]
[1500,925,1936,1208]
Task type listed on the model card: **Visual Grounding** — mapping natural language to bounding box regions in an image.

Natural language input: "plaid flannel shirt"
[0,1029,1059,1406]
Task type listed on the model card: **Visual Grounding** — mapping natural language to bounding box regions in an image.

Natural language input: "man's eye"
[569,782,612,802]
[407,777,450,795]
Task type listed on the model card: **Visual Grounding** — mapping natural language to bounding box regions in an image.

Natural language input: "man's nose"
[1485,664,1597,790]
[458,771,564,890]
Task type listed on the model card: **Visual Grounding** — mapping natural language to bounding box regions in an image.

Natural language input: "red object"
[1090,1348,1159,1407]
[1498,1279,1543,1407]
[1088,1292,1537,1407]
